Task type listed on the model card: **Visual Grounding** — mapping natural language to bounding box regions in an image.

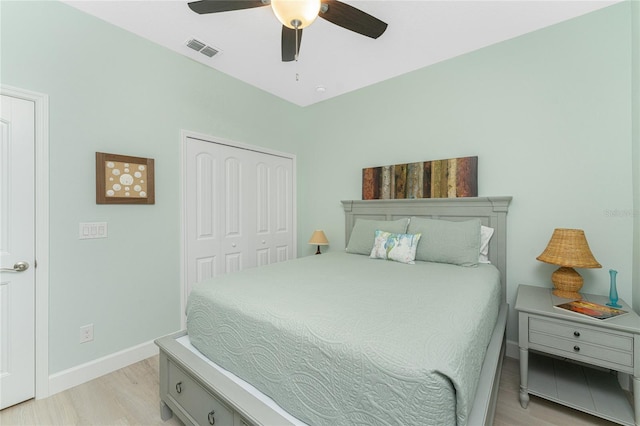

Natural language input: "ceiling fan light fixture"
[271,0,321,29]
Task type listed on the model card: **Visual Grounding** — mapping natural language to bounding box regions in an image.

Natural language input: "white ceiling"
[63,0,620,107]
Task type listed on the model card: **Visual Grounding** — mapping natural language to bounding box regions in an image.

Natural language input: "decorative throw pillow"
[346,218,410,255]
[407,217,481,267]
[369,230,422,264]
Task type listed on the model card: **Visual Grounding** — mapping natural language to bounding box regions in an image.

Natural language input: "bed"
[155,196,511,426]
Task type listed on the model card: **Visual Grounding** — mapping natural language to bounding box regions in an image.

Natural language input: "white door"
[0,94,36,409]
[184,136,294,298]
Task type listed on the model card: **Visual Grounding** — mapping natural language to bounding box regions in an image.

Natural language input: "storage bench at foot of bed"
[159,350,252,426]
[156,331,298,426]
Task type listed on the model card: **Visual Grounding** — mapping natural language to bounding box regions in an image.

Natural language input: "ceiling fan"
[187,0,388,62]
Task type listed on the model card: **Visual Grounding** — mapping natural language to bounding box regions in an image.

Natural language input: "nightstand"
[516,284,640,425]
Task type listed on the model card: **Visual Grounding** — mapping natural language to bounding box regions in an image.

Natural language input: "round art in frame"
[96,152,155,204]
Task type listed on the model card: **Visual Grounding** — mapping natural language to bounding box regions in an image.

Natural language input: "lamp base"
[315,245,321,255]
[551,266,583,299]
[552,289,583,300]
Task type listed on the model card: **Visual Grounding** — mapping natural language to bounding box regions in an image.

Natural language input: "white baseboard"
[47,340,159,397]
[505,339,519,359]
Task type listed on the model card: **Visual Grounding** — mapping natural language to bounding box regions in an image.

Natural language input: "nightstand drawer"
[530,317,633,351]
[530,330,633,367]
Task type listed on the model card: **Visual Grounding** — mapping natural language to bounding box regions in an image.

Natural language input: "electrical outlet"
[80,324,94,343]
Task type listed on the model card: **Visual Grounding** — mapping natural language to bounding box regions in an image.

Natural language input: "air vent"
[200,46,219,58]
[186,39,206,51]
[185,38,221,58]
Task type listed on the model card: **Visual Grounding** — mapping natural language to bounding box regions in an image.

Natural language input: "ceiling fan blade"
[281,26,302,62]
[319,0,387,39]
[188,0,267,14]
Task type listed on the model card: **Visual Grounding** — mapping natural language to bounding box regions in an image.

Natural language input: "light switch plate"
[79,222,108,239]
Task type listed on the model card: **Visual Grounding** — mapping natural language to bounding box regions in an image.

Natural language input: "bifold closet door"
[185,137,294,296]
[251,152,294,266]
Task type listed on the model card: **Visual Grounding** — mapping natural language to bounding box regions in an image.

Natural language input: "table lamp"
[536,228,601,298]
[308,230,328,255]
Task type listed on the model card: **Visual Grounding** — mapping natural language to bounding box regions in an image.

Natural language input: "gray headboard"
[342,197,512,299]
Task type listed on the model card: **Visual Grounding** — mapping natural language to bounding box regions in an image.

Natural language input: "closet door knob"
[208,410,216,425]
[175,382,182,393]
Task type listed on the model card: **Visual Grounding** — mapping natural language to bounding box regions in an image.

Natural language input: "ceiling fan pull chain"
[294,21,300,62]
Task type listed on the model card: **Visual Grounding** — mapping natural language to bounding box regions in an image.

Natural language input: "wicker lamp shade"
[537,228,601,298]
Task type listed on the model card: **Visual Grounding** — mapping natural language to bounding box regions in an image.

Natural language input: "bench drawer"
[168,360,234,425]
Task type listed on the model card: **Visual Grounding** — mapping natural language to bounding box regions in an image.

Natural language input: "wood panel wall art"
[362,156,477,200]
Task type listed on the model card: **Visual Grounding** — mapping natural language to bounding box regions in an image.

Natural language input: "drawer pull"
[574,331,580,337]
[175,382,182,394]
[574,345,580,352]
[208,410,216,425]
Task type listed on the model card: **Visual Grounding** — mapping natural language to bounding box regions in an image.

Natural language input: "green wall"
[1,0,636,373]
[1,0,304,374]
[632,0,640,313]
[297,2,635,343]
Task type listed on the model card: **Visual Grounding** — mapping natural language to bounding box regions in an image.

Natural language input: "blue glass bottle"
[607,269,622,308]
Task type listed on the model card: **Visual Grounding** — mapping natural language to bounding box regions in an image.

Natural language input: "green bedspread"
[187,252,501,426]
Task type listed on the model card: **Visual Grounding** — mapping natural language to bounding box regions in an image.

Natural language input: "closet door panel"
[224,156,241,237]
[222,155,245,272]
[255,162,270,235]
[275,164,290,233]
[276,246,289,263]
[186,139,223,295]
[221,146,255,273]
[256,248,270,267]
[196,153,216,240]
[225,253,242,274]
[272,160,294,263]
[195,256,217,283]
[254,161,272,266]
[248,154,293,266]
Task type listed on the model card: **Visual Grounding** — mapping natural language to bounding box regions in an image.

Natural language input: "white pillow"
[370,230,422,264]
[479,226,494,264]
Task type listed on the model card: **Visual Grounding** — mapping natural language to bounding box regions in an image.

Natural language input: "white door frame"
[1,85,50,399]
[179,130,297,328]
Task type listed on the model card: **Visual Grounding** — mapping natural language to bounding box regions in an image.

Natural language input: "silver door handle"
[1,261,29,272]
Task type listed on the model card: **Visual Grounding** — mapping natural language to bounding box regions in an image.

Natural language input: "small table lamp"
[536,228,601,299]
[308,230,328,255]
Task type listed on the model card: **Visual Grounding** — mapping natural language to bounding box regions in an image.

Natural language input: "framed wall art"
[362,156,477,200]
[96,152,155,204]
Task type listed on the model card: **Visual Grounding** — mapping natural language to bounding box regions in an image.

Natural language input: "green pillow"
[407,217,481,267]
[346,218,409,255]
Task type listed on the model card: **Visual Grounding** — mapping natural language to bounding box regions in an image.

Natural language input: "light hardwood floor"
[0,356,182,426]
[1,355,618,425]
